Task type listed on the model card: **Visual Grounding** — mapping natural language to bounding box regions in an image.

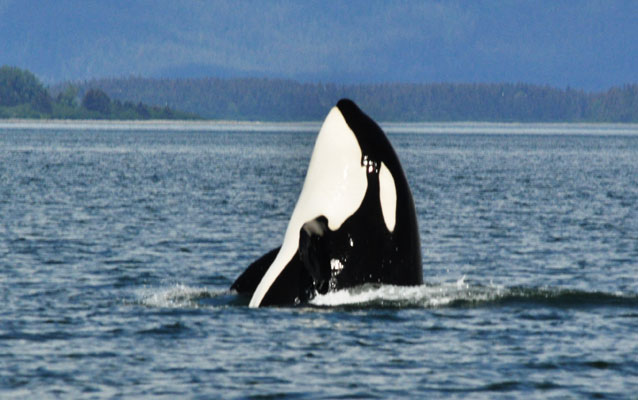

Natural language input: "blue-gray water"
[1,122,637,399]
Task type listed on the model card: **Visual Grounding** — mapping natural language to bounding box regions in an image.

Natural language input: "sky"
[0,0,636,90]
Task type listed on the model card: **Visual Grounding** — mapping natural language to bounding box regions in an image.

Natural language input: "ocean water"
[1,121,637,399]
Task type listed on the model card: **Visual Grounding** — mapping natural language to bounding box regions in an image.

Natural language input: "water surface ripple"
[1,124,637,398]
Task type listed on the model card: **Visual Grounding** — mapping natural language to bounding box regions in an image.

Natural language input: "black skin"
[231,99,422,306]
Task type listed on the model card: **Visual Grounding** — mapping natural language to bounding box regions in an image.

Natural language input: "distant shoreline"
[0,118,320,125]
[2,119,638,136]
[0,118,323,132]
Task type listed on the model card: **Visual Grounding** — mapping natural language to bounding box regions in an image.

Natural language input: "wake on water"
[136,278,638,310]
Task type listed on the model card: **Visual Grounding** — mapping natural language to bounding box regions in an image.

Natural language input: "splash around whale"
[231,99,422,307]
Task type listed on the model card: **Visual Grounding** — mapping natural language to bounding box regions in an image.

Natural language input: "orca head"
[244,99,422,307]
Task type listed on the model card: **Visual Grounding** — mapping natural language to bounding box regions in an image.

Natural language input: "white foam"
[138,284,214,308]
[310,277,503,307]
[134,279,506,309]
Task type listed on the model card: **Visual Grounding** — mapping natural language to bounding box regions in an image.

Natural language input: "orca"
[231,99,422,307]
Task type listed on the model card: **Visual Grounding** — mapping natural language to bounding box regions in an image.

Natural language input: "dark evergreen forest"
[0,66,197,120]
[67,76,638,122]
[3,65,637,122]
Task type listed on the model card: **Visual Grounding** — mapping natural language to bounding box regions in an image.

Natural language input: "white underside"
[249,107,368,307]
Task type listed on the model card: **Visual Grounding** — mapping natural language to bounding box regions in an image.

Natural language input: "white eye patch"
[378,162,396,233]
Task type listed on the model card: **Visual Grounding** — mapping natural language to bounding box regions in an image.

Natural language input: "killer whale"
[231,99,422,307]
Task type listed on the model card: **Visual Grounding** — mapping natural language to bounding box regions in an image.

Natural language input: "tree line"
[0,66,198,120]
[3,65,637,122]
[64,76,638,122]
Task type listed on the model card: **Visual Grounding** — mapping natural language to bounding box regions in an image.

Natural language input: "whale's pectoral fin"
[231,247,280,295]
[298,216,332,294]
[234,246,316,306]
[259,254,315,306]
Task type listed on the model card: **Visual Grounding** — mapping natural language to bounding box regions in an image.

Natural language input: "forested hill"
[63,77,638,122]
[0,66,198,120]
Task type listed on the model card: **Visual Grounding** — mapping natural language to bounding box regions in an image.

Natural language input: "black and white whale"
[231,99,422,307]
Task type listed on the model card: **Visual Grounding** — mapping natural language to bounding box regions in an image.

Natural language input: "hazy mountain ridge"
[2,1,637,90]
